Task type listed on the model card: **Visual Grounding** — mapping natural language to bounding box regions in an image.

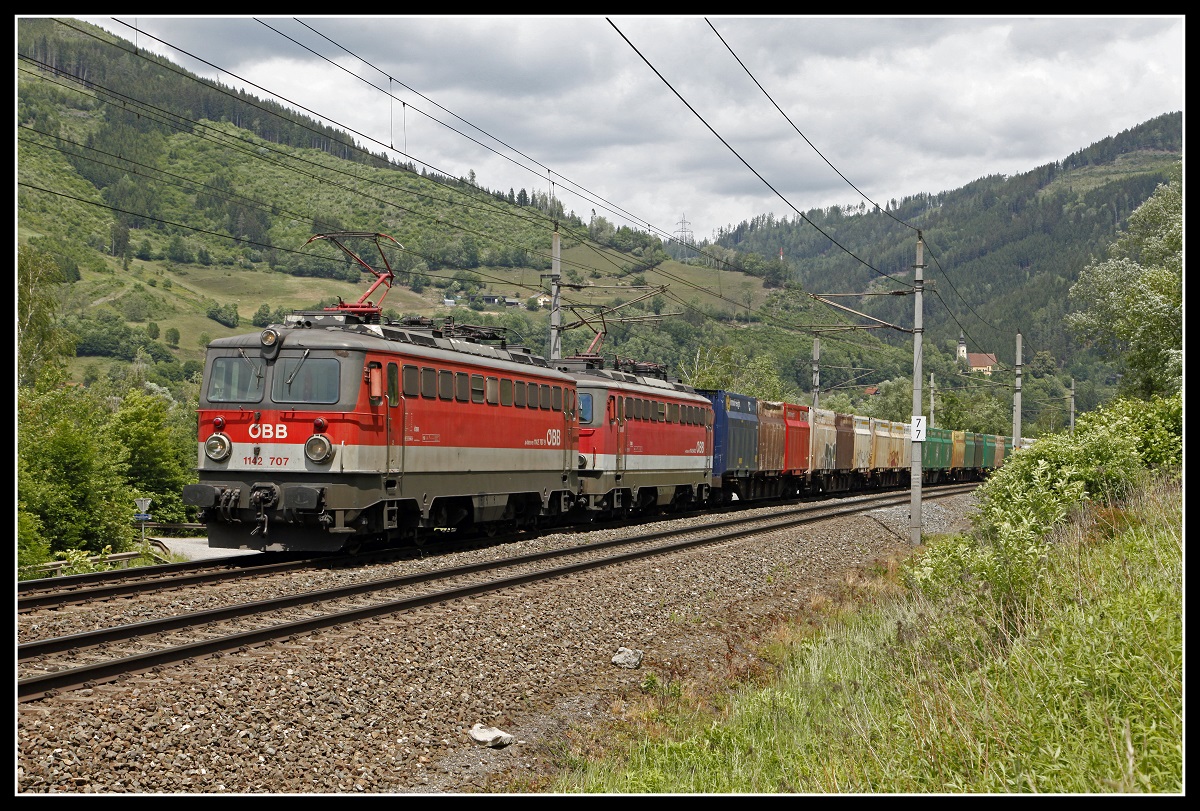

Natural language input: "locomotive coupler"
[249,484,279,536]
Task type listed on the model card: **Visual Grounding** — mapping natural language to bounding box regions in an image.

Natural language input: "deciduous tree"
[1066,177,1181,398]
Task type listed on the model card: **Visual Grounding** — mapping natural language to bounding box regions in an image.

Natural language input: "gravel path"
[17,493,976,794]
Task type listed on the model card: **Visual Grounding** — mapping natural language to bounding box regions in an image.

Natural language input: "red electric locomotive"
[558,355,714,518]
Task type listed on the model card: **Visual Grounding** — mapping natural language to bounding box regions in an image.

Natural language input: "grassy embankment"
[543,396,1183,794]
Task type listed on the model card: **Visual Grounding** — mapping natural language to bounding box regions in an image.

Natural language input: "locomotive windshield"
[271,354,340,404]
[208,355,265,403]
[578,392,594,425]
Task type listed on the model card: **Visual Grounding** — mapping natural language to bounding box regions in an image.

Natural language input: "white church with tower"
[958,332,999,375]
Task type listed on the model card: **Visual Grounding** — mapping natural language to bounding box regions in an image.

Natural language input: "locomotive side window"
[387,363,399,407]
[367,361,384,405]
[208,356,265,403]
[471,374,485,404]
[402,365,419,397]
[439,370,454,400]
[552,386,562,412]
[540,384,552,410]
[500,378,513,406]
[486,376,499,405]
[527,383,539,409]
[667,402,679,423]
[421,367,437,399]
[272,356,340,404]
[456,372,470,402]
[513,379,526,407]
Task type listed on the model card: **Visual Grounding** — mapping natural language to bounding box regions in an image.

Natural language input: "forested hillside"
[706,112,1181,369]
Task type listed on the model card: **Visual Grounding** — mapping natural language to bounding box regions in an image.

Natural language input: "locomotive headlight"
[204,432,233,462]
[304,434,335,464]
[260,328,281,360]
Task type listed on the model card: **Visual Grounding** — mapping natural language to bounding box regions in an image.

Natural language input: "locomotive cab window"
[208,356,265,403]
[578,392,594,424]
[272,354,339,404]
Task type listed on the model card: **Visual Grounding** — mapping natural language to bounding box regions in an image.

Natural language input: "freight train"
[182,233,1015,554]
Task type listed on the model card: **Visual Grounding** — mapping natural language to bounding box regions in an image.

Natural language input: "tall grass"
[549,395,1182,794]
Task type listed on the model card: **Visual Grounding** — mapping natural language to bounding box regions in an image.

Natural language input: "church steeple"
[957,331,967,361]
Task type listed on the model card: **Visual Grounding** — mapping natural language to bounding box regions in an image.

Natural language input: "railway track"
[18,481,972,612]
[18,484,975,702]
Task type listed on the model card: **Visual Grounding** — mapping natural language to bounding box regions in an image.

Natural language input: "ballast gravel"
[17,493,976,794]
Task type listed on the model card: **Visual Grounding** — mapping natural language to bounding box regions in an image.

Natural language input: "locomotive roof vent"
[378,326,413,343]
[285,311,364,328]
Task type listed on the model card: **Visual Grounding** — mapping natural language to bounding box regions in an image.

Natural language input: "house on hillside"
[958,332,999,375]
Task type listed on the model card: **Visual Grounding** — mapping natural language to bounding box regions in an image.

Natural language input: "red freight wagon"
[782,403,811,479]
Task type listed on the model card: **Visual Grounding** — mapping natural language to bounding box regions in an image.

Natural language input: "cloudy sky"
[72,15,1183,244]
